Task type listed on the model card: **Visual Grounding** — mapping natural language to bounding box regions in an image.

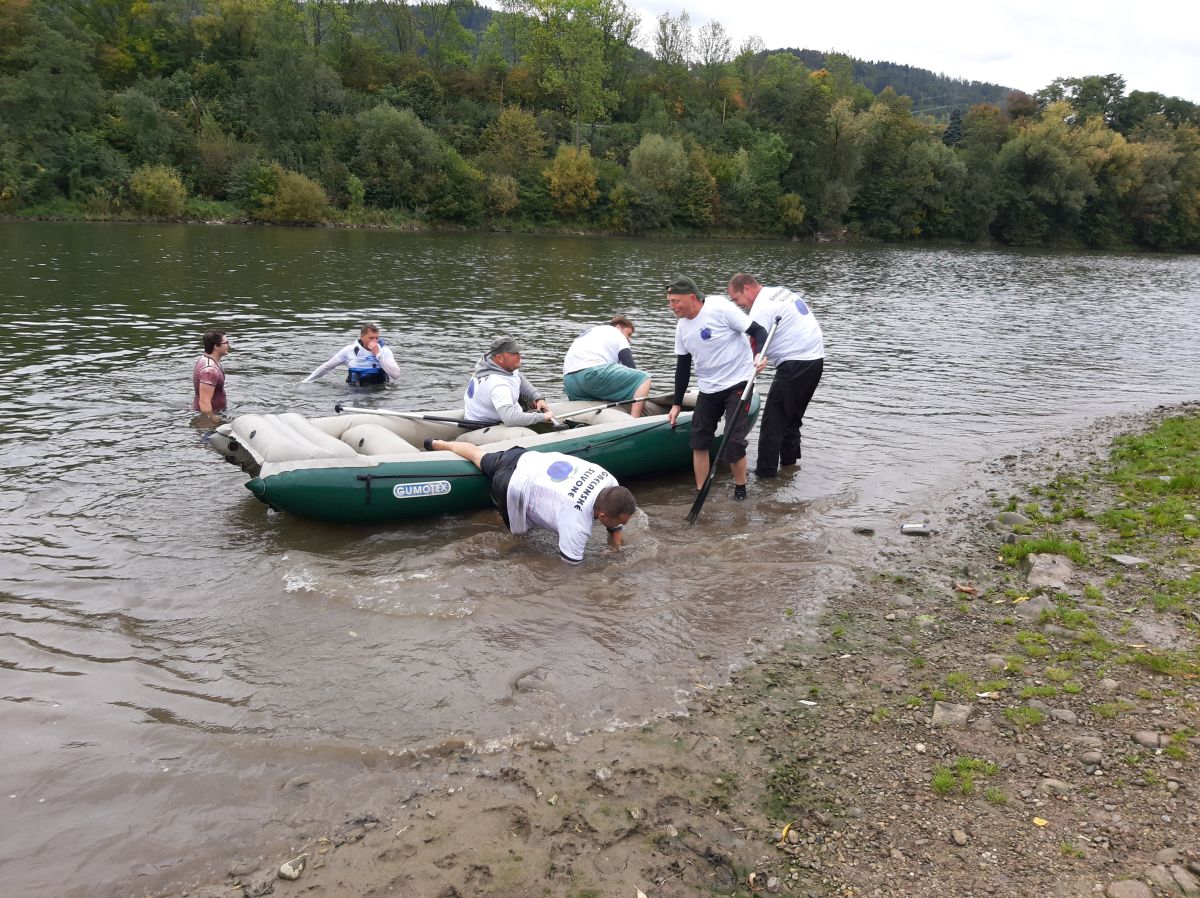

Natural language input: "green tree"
[507,0,617,148]
[479,105,547,177]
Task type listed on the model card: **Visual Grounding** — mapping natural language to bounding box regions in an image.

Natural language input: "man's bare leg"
[629,379,652,419]
[428,438,488,469]
[730,455,748,487]
[691,448,709,490]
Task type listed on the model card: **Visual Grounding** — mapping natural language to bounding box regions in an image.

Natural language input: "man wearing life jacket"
[302,322,401,386]
[192,329,231,422]
[424,439,636,563]
[463,337,556,427]
[728,273,825,478]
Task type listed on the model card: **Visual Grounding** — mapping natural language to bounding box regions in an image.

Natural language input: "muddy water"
[2,223,1199,897]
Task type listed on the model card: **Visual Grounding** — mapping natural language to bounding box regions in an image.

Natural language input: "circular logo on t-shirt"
[466,380,475,397]
[700,327,713,341]
[547,460,574,481]
[794,298,810,316]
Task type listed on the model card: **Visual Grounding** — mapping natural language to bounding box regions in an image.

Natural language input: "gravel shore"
[179,403,1199,898]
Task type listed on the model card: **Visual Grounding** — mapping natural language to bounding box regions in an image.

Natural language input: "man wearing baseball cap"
[463,336,556,427]
[666,276,770,501]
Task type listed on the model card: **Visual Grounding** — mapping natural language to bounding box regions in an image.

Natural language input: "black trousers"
[755,358,823,474]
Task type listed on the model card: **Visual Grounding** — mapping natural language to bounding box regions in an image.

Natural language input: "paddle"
[334,403,496,430]
[335,403,571,432]
[558,393,676,423]
[685,316,782,526]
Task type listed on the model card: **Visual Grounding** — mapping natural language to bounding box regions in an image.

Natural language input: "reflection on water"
[2,223,1199,897]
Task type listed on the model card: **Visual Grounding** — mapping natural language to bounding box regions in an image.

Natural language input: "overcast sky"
[631,0,1200,103]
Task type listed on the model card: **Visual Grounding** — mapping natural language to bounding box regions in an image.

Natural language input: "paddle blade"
[686,479,714,525]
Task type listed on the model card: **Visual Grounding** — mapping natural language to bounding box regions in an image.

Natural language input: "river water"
[2,223,1198,897]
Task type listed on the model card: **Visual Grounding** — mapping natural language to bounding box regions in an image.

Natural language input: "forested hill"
[2,0,1199,251]
[783,49,1015,118]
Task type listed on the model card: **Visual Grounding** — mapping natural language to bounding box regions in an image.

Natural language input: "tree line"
[1,0,1198,250]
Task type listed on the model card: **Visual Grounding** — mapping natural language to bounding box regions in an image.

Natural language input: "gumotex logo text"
[393,481,452,499]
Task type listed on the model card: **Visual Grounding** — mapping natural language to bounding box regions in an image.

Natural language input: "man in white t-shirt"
[423,440,636,563]
[728,273,824,478]
[562,315,653,417]
[665,275,770,501]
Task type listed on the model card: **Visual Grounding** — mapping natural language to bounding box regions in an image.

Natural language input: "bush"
[262,170,327,223]
[227,159,326,223]
[485,174,519,216]
[128,164,187,217]
[543,145,599,216]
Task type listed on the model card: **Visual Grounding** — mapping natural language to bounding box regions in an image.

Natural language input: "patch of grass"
[1001,536,1087,567]
[1060,842,1086,859]
[1020,685,1058,699]
[869,708,891,723]
[1092,700,1135,719]
[1045,666,1072,682]
[931,767,956,795]
[904,695,924,708]
[979,678,1010,693]
[984,787,1007,806]
[932,757,998,797]
[1063,682,1082,694]
[910,655,927,669]
[1165,729,1194,761]
[1126,651,1200,677]
[1016,630,1051,658]
[946,672,977,696]
[1004,706,1045,729]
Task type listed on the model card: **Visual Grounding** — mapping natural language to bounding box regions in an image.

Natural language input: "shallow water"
[2,223,1199,896]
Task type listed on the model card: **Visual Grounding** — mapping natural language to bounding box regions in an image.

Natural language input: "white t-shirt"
[747,287,825,363]
[505,451,616,564]
[673,295,754,393]
[563,325,630,375]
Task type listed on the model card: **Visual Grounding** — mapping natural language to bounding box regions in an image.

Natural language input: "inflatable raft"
[206,393,760,523]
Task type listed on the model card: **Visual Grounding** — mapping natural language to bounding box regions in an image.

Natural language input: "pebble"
[1107,554,1149,566]
[1039,778,1073,795]
[1080,751,1104,766]
[594,766,612,782]
[1106,881,1152,898]
[278,855,306,881]
[1100,679,1120,691]
[1133,731,1163,748]
[996,511,1032,526]
[1049,708,1079,724]
[1155,848,1181,864]
[951,829,968,846]
[767,876,781,893]
[931,702,971,727]
[1169,864,1200,895]
[915,743,927,754]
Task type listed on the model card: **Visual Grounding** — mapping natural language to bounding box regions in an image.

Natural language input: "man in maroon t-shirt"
[193,330,231,421]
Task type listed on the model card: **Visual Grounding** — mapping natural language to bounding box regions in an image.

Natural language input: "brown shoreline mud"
[174,403,1199,898]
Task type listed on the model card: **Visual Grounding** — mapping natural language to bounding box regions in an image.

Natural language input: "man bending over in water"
[425,440,635,564]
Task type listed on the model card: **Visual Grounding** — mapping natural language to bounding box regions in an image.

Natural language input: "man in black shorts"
[664,276,769,500]
[425,439,636,563]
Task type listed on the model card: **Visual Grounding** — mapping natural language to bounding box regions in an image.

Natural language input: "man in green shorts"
[561,316,653,418]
